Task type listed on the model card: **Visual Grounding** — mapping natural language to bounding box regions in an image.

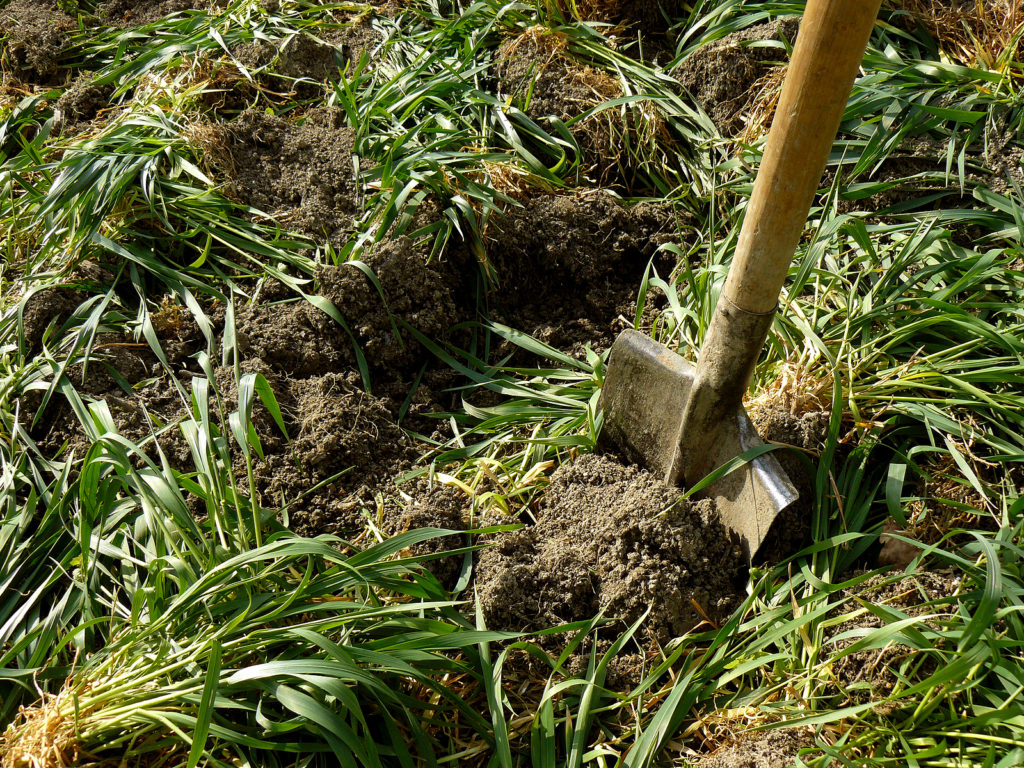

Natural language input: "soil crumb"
[692,727,815,768]
[675,18,799,136]
[476,453,746,641]
[0,0,77,84]
[486,190,685,356]
[211,107,362,244]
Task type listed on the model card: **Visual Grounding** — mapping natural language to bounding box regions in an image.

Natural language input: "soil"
[674,18,800,137]
[210,107,363,244]
[53,77,115,132]
[20,286,87,353]
[315,237,474,375]
[387,482,470,590]
[495,32,627,187]
[494,31,686,190]
[824,569,962,708]
[245,368,422,535]
[0,0,77,84]
[475,453,747,642]
[485,190,688,356]
[690,727,815,768]
[99,0,208,27]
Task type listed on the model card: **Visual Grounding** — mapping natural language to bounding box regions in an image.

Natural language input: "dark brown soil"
[99,0,207,27]
[476,453,747,641]
[485,190,687,355]
[210,107,363,244]
[749,408,830,562]
[691,727,815,768]
[0,0,77,84]
[234,298,354,378]
[20,286,86,353]
[246,368,422,535]
[674,18,799,136]
[54,77,115,132]
[825,569,962,707]
[315,237,473,375]
[495,33,627,186]
[387,482,470,590]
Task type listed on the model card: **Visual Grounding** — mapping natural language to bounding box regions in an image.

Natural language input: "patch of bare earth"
[476,453,747,642]
[99,0,208,27]
[206,107,363,245]
[485,189,688,356]
[688,727,815,768]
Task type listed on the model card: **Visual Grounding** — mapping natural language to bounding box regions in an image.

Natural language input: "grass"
[3,0,1024,765]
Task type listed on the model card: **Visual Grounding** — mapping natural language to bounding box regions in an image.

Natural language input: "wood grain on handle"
[723,0,883,315]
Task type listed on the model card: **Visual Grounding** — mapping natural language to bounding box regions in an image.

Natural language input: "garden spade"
[599,0,882,560]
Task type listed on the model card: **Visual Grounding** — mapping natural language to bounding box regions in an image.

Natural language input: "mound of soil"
[316,237,472,375]
[248,369,422,535]
[496,33,627,186]
[0,0,77,84]
[235,298,354,378]
[211,107,362,244]
[675,18,799,136]
[476,453,747,641]
[20,286,87,353]
[486,190,686,355]
[99,0,208,27]
[388,483,470,590]
[692,727,815,768]
[54,77,116,132]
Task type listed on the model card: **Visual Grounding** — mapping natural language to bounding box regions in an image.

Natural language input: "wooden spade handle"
[725,0,882,314]
[667,0,881,488]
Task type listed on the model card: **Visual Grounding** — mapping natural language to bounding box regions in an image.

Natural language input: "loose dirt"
[54,77,116,133]
[486,190,687,355]
[246,368,422,535]
[674,18,799,137]
[495,31,628,187]
[748,408,830,562]
[99,0,208,27]
[0,0,77,84]
[315,237,473,375]
[209,107,363,244]
[476,453,747,641]
[691,727,815,768]
[388,483,470,590]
